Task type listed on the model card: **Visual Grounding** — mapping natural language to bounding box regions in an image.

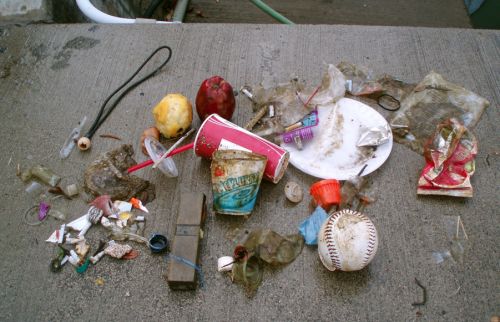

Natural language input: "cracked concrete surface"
[0,24,498,321]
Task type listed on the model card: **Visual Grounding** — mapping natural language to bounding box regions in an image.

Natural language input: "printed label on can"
[218,139,251,152]
[213,173,260,215]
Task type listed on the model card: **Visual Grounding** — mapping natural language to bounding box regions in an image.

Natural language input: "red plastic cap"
[310,179,341,210]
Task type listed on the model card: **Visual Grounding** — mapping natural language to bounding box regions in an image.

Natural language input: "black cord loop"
[84,45,173,140]
[377,93,401,112]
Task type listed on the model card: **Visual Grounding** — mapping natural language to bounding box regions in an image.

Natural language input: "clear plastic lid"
[144,136,178,177]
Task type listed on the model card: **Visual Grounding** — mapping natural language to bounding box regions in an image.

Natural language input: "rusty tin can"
[211,150,267,215]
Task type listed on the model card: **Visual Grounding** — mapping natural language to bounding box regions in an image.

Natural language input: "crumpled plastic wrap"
[243,229,304,265]
[390,72,489,154]
[337,61,383,96]
[249,64,345,135]
[417,118,477,197]
[231,229,304,293]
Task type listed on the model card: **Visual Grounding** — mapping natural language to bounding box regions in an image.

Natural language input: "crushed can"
[210,150,267,215]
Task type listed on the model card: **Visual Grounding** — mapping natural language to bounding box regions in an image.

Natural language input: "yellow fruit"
[152,94,193,138]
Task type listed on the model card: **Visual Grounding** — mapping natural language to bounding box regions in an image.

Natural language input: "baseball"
[318,209,378,271]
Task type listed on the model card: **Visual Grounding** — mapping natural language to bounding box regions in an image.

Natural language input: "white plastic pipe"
[76,0,176,24]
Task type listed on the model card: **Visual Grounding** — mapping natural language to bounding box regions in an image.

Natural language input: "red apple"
[195,76,235,121]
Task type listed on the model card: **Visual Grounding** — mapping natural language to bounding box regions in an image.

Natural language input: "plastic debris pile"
[17,54,490,298]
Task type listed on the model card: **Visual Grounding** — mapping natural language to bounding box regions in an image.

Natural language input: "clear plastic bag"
[390,72,489,154]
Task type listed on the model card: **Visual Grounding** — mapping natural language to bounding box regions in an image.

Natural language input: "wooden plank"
[167,192,206,290]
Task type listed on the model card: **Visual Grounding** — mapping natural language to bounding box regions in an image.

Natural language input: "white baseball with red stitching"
[318,209,378,271]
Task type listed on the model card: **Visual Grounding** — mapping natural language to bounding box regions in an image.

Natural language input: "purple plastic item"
[281,127,314,144]
[38,202,50,221]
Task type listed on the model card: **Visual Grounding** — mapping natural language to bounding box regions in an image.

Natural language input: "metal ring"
[377,94,401,111]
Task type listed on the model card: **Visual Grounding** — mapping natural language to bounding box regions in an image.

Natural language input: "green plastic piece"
[76,259,91,274]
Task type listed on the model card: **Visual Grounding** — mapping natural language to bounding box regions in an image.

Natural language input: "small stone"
[284,181,303,203]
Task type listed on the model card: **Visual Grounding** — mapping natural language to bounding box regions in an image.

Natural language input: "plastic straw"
[153,128,195,168]
[127,142,194,174]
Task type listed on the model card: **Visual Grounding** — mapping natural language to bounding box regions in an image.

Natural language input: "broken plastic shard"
[337,61,383,96]
[114,200,133,213]
[130,197,149,213]
[449,239,465,263]
[231,254,263,293]
[67,214,91,232]
[242,229,304,265]
[21,165,61,187]
[433,215,468,264]
[46,208,65,220]
[64,184,79,197]
[60,116,87,159]
[25,181,43,194]
[390,71,489,154]
[109,226,149,244]
[46,224,66,244]
[432,250,452,264]
[83,145,156,203]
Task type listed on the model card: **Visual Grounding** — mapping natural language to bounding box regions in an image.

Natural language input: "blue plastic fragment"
[298,206,329,245]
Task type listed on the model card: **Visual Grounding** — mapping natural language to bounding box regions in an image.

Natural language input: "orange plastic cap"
[310,179,341,209]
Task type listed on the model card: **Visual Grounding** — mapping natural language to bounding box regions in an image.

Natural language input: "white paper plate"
[281,98,393,180]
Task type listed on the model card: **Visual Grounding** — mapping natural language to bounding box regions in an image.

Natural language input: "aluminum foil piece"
[357,124,392,147]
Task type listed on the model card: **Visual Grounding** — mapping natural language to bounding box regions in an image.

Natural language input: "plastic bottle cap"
[149,234,169,253]
[309,179,341,209]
